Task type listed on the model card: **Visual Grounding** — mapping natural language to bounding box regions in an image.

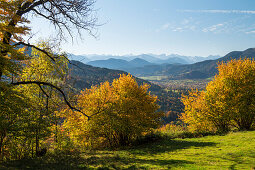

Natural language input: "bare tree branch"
[13,42,56,61]
[1,0,98,80]
[13,41,87,71]
[38,84,49,98]
[11,81,90,119]
[31,0,98,40]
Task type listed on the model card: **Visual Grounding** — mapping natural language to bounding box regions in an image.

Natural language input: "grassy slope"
[1,131,255,169]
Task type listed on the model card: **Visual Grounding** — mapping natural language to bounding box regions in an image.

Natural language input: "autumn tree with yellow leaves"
[64,74,163,148]
[181,58,255,132]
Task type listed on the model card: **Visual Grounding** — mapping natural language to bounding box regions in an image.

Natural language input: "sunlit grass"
[1,131,255,169]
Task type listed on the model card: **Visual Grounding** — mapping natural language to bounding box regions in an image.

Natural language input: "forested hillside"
[68,60,162,92]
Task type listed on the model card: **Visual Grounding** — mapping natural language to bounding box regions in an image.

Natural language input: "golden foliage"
[64,74,162,148]
[181,58,255,132]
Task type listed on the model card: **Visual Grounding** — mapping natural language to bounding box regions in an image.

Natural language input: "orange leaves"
[0,0,31,42]
[0,0,33,78]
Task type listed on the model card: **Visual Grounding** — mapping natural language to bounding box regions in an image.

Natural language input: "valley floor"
[1,131,255,169]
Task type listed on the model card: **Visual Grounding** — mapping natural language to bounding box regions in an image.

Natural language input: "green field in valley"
[139,76,169,81]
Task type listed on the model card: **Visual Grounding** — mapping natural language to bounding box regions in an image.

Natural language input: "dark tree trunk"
[35,128,39,156]
[0,70,2,80]
[0,132,6,160]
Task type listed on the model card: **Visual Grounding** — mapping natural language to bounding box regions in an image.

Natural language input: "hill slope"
[133,48,255,79]
[68,60,162,93]
[87,58,131,69]
[174,48,255,79]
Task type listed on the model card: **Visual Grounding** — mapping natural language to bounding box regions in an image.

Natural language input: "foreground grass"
[1,131,255,169]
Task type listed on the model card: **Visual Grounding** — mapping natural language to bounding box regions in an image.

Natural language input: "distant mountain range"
[68,53,221,66]
[69,48,255,80]
[67,53,221,75]
[86,58,153,70]
[134,48,255,80]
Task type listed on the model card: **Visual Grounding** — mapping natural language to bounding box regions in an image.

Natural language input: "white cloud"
[246,30,255,34]
[172,27,184,32]
[176,10,255,34]
[179,9,255,14]
[203,23,224,33]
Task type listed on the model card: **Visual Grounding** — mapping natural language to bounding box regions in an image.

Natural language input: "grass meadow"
[1,131,255,169]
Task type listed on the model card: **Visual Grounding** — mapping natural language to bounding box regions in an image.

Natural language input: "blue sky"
[29,0,255,57]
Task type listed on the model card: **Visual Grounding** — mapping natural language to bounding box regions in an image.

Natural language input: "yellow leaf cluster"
[181,58,255,132]
[64,74,162,148]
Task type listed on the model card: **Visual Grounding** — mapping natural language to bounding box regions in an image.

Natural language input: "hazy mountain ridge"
[68,48,255,80]
[68,53,221,65]
[86,58,153,70]
[160,48,255,79]
[83,48,255,80]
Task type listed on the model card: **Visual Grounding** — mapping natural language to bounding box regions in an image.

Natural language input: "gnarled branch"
[11,81,90,119]
[13,42,56,61]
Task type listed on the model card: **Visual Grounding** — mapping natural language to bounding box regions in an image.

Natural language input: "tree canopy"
[181,58,255,132]
[64,74,163,148]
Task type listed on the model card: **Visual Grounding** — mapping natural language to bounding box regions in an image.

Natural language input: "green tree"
[0,40,69,160]
[0,85,31,159]
[17,40,69,156]
[0,0,97,117]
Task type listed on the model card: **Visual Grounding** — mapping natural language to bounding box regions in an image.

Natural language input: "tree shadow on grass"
[0,139,216,169]
[0,153,192,170]
[0,151,88,170]
[81,139,216,169]
[80,154,193,169]
[128,138,216,155]
[208,150,255,170]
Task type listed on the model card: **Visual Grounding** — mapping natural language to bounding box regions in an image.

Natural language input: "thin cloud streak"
[179,9,255,14]
[203,23,224,33]
[246,30,255,34]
